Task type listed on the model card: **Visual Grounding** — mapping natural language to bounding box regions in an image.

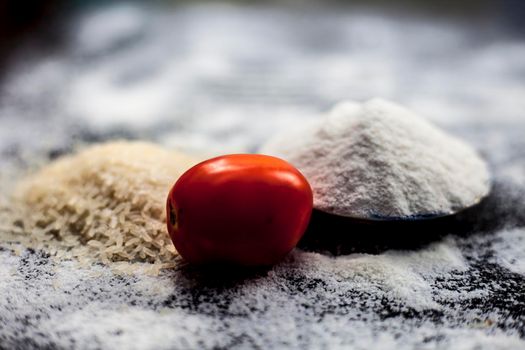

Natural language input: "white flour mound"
[262,98,490,219]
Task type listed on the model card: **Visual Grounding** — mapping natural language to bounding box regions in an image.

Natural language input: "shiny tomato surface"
[166,154,313,266]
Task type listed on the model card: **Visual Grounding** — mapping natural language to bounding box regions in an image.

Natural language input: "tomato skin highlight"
[166,154,313,266]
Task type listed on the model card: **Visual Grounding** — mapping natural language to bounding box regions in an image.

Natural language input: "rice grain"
[3,141,199,274]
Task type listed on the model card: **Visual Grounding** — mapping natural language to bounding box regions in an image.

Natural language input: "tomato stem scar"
[168,201,178,230]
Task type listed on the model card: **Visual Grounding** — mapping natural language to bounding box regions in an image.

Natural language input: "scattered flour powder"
[262,98,491,219]
[490,228,525,275]
[0,240,484,350]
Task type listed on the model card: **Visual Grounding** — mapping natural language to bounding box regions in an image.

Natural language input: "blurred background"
[0,0,524,170]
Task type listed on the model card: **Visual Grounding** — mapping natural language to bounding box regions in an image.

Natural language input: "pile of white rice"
[1,141,198,274]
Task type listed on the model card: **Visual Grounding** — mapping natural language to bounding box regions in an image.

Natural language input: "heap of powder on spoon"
[262,98,490,219]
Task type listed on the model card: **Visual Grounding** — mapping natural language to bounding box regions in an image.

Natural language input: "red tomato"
[166,154,313,266]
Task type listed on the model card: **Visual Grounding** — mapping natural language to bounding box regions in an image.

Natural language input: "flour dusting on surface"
[491,228,525,275]
[0,239,512,350]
